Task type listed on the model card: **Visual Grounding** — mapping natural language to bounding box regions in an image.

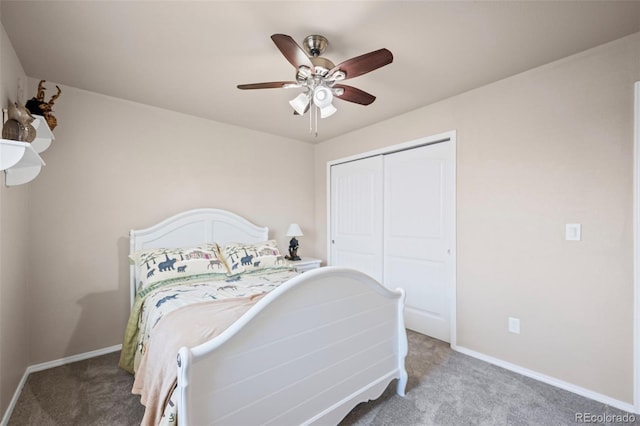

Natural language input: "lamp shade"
[289,93,309,115]
[313,86,336,118]
[286,223,303,237]
[313,86,333,108]
[319,103,337,118]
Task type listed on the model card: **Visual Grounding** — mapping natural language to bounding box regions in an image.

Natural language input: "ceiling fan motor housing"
[303,35,328,56]
[296,36,335,79]
[310,56,335,77]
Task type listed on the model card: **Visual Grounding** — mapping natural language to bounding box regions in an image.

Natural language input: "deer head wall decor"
[25,80,61,130]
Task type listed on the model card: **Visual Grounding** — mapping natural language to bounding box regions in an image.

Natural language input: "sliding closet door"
[330,156,384,282]
[383,142,454,342]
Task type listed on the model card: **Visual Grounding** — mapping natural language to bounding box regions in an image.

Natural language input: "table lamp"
[285,223,303,261]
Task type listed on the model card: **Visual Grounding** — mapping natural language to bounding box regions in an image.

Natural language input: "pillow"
[130,243,228,290]
[219,240,288,275]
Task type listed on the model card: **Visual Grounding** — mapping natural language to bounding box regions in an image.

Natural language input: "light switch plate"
[566,224,581,241]
[508,317,520,334]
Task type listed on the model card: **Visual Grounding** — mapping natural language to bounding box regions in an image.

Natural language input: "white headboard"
[129,208,269,307]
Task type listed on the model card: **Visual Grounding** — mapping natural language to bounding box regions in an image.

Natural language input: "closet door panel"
[330,156,384,282]
[384,143,452,342]
[386,258,446,319]
[385,157,444,260]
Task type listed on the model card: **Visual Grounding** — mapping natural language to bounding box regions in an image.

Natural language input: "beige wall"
[0,24,30,415]
[314,32,640,403]
[24,83,315,364]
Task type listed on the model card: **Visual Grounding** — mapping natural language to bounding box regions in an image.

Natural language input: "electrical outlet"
[508,317,520,334]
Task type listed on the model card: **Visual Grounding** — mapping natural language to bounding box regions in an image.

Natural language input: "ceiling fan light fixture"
[297,66,312,80]
[289,92,309,115]
[313,86,333,108]
[329,70,346,81]
[313,86,336,118]
[319,103,337,118]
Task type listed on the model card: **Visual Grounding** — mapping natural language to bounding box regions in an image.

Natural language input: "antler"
[36,80,46,101]
[48,86,61,106]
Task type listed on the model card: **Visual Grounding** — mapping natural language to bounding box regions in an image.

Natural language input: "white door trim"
[326,130,457,347]
[633,81,640,414]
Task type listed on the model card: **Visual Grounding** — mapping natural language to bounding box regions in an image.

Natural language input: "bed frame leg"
[397,368,408,397]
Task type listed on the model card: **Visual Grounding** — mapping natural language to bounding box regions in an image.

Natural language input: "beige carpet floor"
[7,331,639,425]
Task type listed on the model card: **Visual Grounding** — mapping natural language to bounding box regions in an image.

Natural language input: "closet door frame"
[327,130,457,347]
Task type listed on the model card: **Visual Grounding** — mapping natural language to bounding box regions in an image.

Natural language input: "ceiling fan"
[237,34,393,134]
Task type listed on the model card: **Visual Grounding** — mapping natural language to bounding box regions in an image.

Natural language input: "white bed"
[127,208,408,425]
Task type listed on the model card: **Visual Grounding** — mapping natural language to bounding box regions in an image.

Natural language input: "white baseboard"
[0,370,29,426]
[452,344,637,414]
[0,344,122,426]
[25,344,122,374]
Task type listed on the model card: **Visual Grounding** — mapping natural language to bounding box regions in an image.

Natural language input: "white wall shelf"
[31,115,55,153]
[0,115,54,186]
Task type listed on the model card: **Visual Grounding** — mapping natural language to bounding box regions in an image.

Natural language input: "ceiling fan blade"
[271,34,314,70]
[333,84,376,105]
[237,81,298,90]
[329,48,393,80]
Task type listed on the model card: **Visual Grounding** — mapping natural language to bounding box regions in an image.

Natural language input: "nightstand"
[287,257,322,273]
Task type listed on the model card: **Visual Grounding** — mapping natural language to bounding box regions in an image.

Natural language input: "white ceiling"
[2,1,639,143]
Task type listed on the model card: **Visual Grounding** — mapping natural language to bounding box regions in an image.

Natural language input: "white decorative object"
[129,208,408,425]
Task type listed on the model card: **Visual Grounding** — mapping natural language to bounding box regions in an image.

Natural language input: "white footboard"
[177,266,408,425]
